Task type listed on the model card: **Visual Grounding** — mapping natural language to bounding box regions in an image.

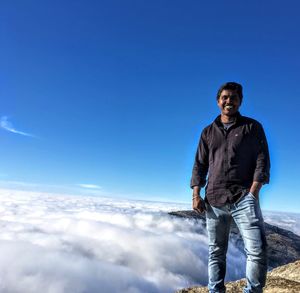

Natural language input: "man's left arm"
[250,181,263,198]
[251,123,271,198]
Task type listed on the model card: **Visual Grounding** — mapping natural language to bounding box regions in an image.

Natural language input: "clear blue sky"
[1,0,299,212]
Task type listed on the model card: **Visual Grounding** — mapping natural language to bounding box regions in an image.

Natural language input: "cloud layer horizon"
[1,189,298,293]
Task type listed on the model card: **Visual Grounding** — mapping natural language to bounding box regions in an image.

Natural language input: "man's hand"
[193,195,206,213]
[192,187,206,214]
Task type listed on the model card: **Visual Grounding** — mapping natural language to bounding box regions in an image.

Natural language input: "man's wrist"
[192,186,200,194]
[250,181,263,196]
[192,194,203,201]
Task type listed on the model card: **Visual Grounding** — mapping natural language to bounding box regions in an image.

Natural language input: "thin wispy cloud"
[77,184,102,190]
[0,181,40,188]
[0,116,35,137]
[0,181,107,197]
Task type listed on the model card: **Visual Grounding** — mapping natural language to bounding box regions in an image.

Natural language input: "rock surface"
[175,260,300,293]
[169,210,300,269]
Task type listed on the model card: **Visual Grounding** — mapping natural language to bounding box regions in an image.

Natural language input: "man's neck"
[220,114,237,124]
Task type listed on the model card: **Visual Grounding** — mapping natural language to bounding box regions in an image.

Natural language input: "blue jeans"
[206,193,267,293]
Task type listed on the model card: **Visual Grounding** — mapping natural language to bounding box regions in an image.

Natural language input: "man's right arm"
[191,131,209,213]
[190,131,209,189]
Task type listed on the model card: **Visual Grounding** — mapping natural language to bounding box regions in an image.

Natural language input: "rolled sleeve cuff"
[253,173,270,184]
[190,178,207,189]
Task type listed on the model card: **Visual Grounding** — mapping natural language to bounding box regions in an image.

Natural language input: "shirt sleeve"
[253,123,271,184]
[190,130,209,188]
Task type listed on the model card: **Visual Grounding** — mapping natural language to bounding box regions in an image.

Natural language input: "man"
[191,82,270,293]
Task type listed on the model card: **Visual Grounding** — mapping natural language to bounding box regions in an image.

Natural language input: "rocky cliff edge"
[176,260,300,293]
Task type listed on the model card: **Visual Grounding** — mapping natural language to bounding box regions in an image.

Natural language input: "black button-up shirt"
[190,113,270,206]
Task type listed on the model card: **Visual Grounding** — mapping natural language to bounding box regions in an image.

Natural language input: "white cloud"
[0,241,159,293]
[0,189,246,293]
[264,210,300,236]
[77,184,102,189]
[0,181,107,198]
[0,116,35,137]
[0,180,40,187]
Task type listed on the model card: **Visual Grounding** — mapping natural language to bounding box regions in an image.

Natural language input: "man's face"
[217,89,241,116]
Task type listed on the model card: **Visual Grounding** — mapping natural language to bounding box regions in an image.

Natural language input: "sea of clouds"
[0,189,250,293]
[263,210,300,236]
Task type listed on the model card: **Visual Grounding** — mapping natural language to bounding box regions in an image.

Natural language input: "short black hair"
[216,82,243,103]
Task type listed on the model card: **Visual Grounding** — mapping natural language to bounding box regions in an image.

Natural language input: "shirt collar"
[214,112,242,128]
